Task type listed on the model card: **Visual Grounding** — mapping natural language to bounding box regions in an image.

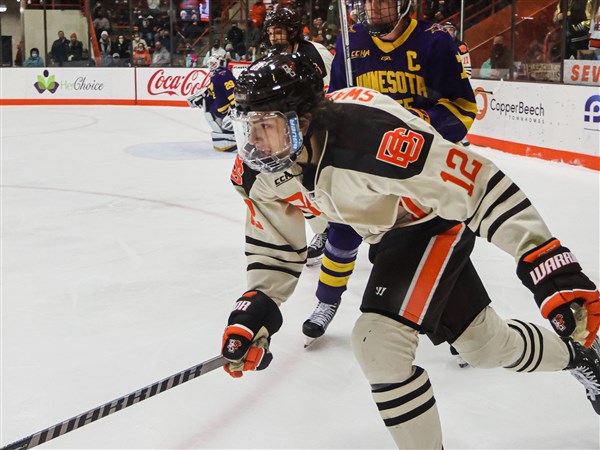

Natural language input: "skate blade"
[456,357,469,369]
[304,336,319,348]
[306,256,323,267]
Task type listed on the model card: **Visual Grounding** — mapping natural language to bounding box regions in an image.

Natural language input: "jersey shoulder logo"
[376,127,425,168]
[230,155,244,185]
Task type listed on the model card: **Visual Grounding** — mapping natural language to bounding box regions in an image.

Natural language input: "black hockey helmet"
[442,21,458,38]
[231,52,324,173]
[262,7,301,48]
[233,52,324,115]
[354,0,412,36]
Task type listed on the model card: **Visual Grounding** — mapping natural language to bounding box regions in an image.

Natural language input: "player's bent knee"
[351,313,418,383]
[452,306,524,369]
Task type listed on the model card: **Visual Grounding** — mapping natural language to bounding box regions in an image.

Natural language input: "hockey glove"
[221,290,283,378]
[186,86,210,109]
[517,238,600,348]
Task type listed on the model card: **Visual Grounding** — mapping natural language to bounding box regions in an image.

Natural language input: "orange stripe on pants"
[400,224,465,324]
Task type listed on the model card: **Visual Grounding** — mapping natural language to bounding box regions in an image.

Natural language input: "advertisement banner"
[469,80,599,168]
[135,67,210,105]
[0,67,135,103]
[563,60,600,86]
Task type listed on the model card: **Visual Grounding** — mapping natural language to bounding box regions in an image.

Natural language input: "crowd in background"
[13,0,598,77]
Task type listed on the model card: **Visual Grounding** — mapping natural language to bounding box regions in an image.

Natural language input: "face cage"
[354,0,412,36]
[231,110,304,173]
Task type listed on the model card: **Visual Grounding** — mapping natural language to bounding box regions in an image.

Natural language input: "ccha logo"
[584,95,600,123]
[34,70,60,94]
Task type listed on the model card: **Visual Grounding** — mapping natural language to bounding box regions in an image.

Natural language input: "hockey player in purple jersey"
[303,0,478,346]
[187,56,237,152]
[219,53,600,448]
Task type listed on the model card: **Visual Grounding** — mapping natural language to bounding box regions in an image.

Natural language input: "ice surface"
[1,106,599,449]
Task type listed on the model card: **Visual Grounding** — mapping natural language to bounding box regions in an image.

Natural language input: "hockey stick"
[337,0,354,87]
[1,355,226,450]
[475,77,505,95]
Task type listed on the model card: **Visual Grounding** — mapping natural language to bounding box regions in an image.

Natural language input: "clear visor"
[231,110,303,173]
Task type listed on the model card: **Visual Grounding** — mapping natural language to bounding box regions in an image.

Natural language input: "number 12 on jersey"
[440,147,483,196]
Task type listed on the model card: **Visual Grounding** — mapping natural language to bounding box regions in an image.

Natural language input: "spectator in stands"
[249,0,267,28]
[68,33,84,62]
[14,41,23,67]
[115,35,131,63]
[93,12,111,40]
[227,21,246,57]
[23,47,45,67]
[181,20,204,44]
[151,41,171,66]
[490,34,511,79]
[224,42,241,61]
[137,9,156,47]
[132,42,152,66]
[202,39,226,66]
[158,29,172,52]
[99,31,113,66]
[311,16,324,39]
[244,19,261,58]
[108,53,124,67]
[131,32,148,54]
[553,0,592,58]
[148,0,161,16]
[50,31,69,66]
[92,1,105,19]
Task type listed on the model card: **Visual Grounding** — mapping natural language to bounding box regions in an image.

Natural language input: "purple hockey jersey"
[329,20,476,143]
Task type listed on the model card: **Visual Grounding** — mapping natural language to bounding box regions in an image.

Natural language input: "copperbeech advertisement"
[136,68,211,104]
[469,79,599,168]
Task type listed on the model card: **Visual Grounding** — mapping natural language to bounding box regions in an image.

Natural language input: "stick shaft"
[338,0,354,87]
[2,355,226,450]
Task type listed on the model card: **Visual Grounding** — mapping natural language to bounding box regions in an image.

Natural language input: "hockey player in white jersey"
[219,52,600,449]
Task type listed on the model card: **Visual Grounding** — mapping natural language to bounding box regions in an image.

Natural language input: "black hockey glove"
[517,238,600,348]
[221,290,283,378]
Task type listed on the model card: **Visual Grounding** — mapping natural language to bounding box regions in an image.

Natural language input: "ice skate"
[303,300,339,347]
[565,337,600,414]
[449,345,469,368]
[306,228,329,267]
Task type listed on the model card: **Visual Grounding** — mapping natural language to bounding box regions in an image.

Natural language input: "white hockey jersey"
[230,87,552,305]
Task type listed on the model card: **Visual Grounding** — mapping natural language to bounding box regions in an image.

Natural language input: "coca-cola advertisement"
[137,68,210,104]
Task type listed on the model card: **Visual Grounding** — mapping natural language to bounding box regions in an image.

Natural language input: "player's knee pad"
[204,111,222,133]
[452,307,570,371]
[452,306,525,369]
[352,313,441,449]
[351,313,418,383]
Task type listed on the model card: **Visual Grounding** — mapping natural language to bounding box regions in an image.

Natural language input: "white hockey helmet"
[207,55,225,72]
